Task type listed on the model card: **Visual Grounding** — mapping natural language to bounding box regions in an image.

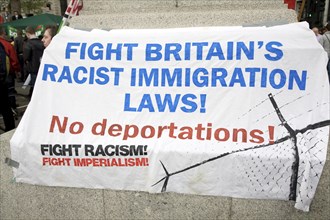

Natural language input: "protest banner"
[10,22,329,211]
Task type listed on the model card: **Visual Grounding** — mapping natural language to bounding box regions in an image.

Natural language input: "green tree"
[8,0,46,15]
[21,0,46,14]
[9,0,21,13]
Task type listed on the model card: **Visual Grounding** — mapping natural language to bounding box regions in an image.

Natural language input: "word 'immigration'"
[42,65,307,90]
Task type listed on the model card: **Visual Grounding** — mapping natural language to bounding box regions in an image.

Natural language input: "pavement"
[0,79,30,135]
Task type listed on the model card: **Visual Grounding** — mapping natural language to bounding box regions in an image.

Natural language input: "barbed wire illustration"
[153,93,330,202]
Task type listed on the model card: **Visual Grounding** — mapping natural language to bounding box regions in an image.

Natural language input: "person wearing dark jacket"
[14,29,25,82]
[24,26,44,97]
[11,11,23,20]
[0,27,20,131]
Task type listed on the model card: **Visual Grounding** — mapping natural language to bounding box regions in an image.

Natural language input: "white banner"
[10,22,329,211]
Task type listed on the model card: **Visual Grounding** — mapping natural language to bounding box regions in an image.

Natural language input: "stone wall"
[70,0,297,29]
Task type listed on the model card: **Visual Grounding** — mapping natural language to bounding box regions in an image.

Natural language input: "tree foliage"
[7,0,47,14]
[21,0,47,14]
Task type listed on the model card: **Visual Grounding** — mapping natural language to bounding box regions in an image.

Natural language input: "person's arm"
[23,42,32,63]
[8,44,20,72]
[14,39,19,53]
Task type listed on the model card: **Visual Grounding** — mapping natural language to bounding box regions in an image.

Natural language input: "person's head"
[319,27,326,35]
[14,11,18,16]
[0,27,11,41]
[16,29,23,37]
[42,25,57,48]
[25,26,36,39]
[326,23,330,32]
[312,27,319,36]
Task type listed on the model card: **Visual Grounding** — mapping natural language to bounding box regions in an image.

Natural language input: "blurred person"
[319,23,330,83]
[11,11,23,20]
[0,27,20,108]
[3,35,18,112]
[14,29,25,82]
[312,27,321,41]
[0,72,15,131]
[23,26,44,98]
[3,9,10,22]
[42,25,58,48]
[319,27,326,35]
[0,27,20,131]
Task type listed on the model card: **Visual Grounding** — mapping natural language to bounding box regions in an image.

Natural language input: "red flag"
[58,0,83,32]
[65,0,83,18]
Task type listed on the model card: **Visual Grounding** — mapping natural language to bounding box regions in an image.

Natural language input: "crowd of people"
[0,25,57,132]
[0,9,23,24]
